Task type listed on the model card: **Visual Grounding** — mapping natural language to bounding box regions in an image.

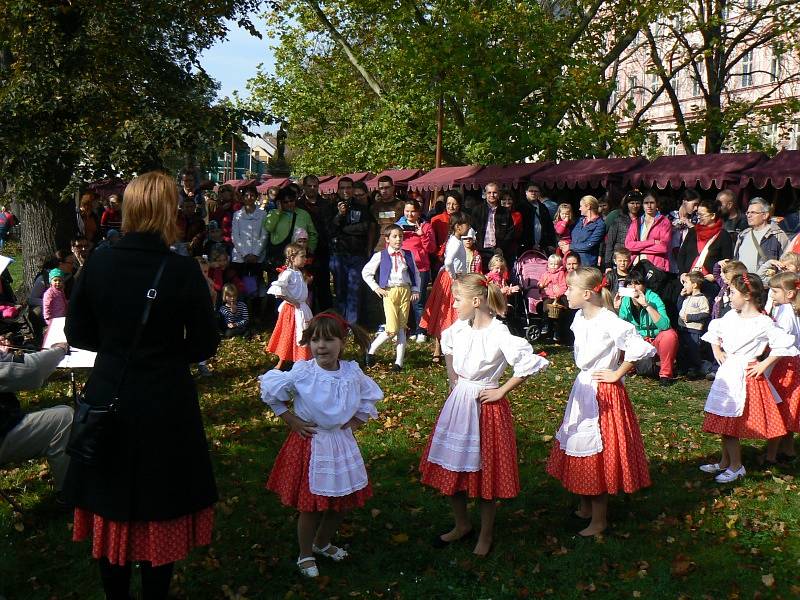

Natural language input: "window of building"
[650,71,660,94]
[667,133,678,155]
[741,50,754,87]
[770,49,784,82]
[790,123,799,150]
[691,75,701,96]
[763,123,779,147]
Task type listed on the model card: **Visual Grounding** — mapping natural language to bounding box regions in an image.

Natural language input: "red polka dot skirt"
[771,356,800,433]
[419,397,520,500]
[546,382,651,496]
[703,375,788,439]
[266,304,312,363]
[72,506,214,567]
[420,270,457,339]
[267,432,372,512]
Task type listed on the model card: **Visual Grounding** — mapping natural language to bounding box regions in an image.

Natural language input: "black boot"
[551,318,561,343]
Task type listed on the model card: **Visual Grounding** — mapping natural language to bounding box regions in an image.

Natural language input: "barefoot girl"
[547,267,656,537]
[699,273,797,482]
[260,312,382,578]
[420,273,549,556]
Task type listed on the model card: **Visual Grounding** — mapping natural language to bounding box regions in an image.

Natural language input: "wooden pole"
[231,135,236,180]
[435,93,444,168]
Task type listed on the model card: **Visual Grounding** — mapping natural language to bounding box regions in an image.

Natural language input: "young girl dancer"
[547,267,656,537]
[765,272,800,464]
[420,273,549,556]
[420,212,471,363]
[266,243,313,370]
[699,273,797,482]
[260,312,382,578]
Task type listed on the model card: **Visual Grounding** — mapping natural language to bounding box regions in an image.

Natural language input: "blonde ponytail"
[486,281,507,316]
[599,287,615,312]
[453,272,507,317]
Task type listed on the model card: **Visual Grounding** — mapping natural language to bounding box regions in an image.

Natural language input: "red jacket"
[625,214,672,272]
[401,222,437,272]
[539,267,567,299]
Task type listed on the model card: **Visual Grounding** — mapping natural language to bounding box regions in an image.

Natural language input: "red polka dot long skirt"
[546,382,651,496]
[419,270,457,339]
[267,432,372,512]
[419,397,520,500]
[703,375,788,439]
[72,506,214,567]
[266,304,311,363]
[770,356,800,433]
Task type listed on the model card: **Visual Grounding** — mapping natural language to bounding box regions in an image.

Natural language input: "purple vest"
[378,249,417,288]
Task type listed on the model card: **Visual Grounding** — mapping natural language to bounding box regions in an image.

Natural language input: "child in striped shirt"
[219,283,249,338]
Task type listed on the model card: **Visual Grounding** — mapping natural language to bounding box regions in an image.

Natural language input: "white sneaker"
[715,466,746,483]
[416,334,427,343]
[699,463,723,473]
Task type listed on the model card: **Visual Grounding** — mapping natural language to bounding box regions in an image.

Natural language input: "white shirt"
[443,235,467,276]
[773,303,800,348]
[701,311,798,417]
[267,268,312,343]
[555,308,656,457]
[260,360,383,496]
[231,207,267,263]
[361,249,420,293]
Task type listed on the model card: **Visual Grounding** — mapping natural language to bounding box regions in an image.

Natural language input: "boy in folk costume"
[361,225,420,372]
[547,267,656,536]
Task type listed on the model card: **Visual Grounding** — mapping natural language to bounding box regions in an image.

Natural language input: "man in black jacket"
[471,182,516,265]
[518,183,557,255]
[328,177,375,324]
[0,340,72,495]
[297,174,334,312]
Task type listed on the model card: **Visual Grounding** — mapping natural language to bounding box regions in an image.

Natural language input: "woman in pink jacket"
[625,193,672,272]
[399,199,437,342]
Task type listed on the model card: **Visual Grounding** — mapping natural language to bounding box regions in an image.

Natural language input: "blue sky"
[200,16,276,132]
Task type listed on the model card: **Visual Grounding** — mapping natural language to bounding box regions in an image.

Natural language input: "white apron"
[555,370,604,457]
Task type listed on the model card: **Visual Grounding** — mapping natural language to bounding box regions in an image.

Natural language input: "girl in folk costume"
[764,272,800,464]
[699,273,797,483]
[420,273,549,556]
[462,228,483,274]
[420,212,472,364]
[547,267,656,537]
[266,243,313,370]
[260,313,383,578]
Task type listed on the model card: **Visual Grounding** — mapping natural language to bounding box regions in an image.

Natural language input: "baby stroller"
[508,249,551,343]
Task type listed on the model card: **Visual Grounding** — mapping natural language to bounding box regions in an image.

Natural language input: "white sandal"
[312,543,349,561]
[715,466,746,483]
[296,556,319,578]
[699,463,723,473]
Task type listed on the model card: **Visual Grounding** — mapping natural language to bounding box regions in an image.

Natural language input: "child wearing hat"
[462,228,483,274]
[43,268,68,325]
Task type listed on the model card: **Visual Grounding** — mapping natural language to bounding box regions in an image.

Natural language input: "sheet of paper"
[0,255,12,275]
[42,317,97,368]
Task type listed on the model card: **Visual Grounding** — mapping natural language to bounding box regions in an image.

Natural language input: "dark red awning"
[623,152,768,190]
[531,158,648,190]
[406,165,482,191]
[318,172,373,195]
[224,178,258,189]
[455,162,554,190]
[87,178,127,199]
[739,150,800,190]
[256,177,291,193]
[366,169,424,190]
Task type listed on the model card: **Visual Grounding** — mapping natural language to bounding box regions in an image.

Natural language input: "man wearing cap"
[0,339,73,502]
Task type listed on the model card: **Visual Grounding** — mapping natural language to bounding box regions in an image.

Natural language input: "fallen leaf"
[391,533,409,543]
[762,574,775,588]
[670,554,695,577]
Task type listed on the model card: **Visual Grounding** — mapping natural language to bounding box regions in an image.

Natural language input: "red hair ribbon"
[310,312,350,337]
[742,272,752,291]
[795,278,800,290]
[593,275,608,294]
[478,277,489,288]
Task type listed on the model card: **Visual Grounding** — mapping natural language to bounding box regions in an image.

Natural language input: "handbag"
[66,256,168,466]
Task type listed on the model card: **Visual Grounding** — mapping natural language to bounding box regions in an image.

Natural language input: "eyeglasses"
[745,210,766,216]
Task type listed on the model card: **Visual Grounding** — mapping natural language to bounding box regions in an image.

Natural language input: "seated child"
[606,247,632,294]
[538,254,567,340]
[677,271,710,379]
[42,268,67,325]
[462,228,483,274]
[0,269,20,319]
[486,255,519,296]
[219,283,249,338]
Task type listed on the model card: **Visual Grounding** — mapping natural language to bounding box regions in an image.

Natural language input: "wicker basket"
[546,302,566,319]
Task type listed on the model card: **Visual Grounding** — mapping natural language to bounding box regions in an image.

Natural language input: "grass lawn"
[2,325,800,598]
[1,239,23,286]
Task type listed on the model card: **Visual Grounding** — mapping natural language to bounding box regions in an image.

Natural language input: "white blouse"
[267,268,312,343]
[555,308,656,457]
[443,235,467,277]
[260,360,383,496]
[427,318,548,472]
[701,311,798,417]
[773,304,800,349]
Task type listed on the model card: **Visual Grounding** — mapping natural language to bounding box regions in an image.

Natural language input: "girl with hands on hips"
[259,312,383,579]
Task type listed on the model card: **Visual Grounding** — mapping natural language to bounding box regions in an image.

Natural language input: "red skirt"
[771,356,800,433]
[73,506,214,567]
[267,432,372,512]
[266,304,311,363]
[419,398,520,500]
[703,375,788,439]
[546,382,651,496]
[419,270,457,339]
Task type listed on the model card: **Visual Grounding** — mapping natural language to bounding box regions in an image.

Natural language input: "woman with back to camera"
[64,171,221,600]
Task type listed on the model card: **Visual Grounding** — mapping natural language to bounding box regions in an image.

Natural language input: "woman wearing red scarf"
[677,199,733,278]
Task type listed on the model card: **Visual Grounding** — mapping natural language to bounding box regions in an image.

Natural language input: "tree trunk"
[15,192,77,296]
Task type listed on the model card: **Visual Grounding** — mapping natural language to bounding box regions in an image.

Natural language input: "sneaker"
[715,466,746,483]
[699,463,723,473]
[415,334,427,343]
[659,377,676,387]
[705,371,716,382]
[365,353,376,367]
[392,363,402,373]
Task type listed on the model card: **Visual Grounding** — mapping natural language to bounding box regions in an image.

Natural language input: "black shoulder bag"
[66,257,168,466]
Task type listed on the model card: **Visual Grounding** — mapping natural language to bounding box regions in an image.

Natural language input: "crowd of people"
[2,168,800,598]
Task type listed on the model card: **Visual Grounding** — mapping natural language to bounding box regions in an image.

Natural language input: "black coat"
[677,225,733,275]
[604,214,632,269]
[63,232,220,521]
[471,202,516,259]
[518,200,557,253]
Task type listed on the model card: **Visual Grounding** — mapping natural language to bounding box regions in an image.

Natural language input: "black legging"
[98,558,174,600]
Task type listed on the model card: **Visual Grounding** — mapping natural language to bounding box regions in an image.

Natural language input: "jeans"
[329,254,368,324]
[678,329,703,371]
[410,270,431,335]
